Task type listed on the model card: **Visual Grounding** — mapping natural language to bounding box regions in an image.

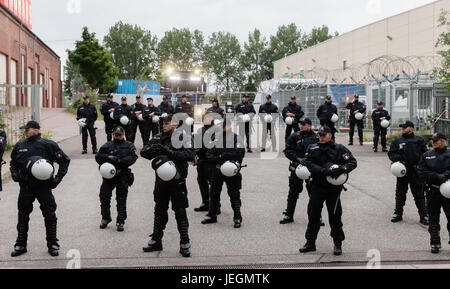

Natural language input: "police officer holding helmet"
[142,97,161,145]
[418,133,450,254]
[130,95,147,144]
[235,94,256,153]
[113,97,133,141]
[95,126,138,232]
[388,121,429,225]
[316,96,338,142]
[10,121,71,257]
[141,115,195,258]
[158,95,175,132]
[259,95,279,152]
[77,95,98,154]
[371,101,391,152]
[282,96,304,141]
[175,95,195,135]
[100,94,119,142]
[300,126,357,256]
[346,94,366,146]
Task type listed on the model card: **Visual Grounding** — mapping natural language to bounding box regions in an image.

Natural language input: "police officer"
[175,95,195,135]
[300,126,357,256]
[259,95,279,152]
[10,121,70,257]
[206,98,225,117]
[371,101,391,153]
[418,133,450,254]
[281,118,319,224]
[316,96,338,142]
[235,95,256,153]
[141,115,195,258]
[100,94,119,142]
[95,126,138,232]
[282,96,304,141]
[113,97,133,141]
[0,128,7,192]
[201,119,246,228]
[346,95,366,146]
[77,95,98,154]
[142,97,161,145]
[388,121,429,225]
[158,95,175,131]
[130,96,147,144]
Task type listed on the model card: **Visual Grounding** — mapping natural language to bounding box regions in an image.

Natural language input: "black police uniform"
[175,101,195,135]
[194,125,214,211]
[235,101,256,151]
[0,130,7,191]
[283,130,319,220]
[204,130,246,226]
[142,104,161,145]
[371,108,391,151]
[113,104,133,141]
[130,101,147,144]
[95,139,138,227]
[282,102,304,141]
[77,102,98,152]
[259,102,279,151]
[346,100,366,145]
[10,134,70,253]
[141,131,195,247]
[418,147,450,249]
[206,105,225,117]
[316,102,338,141]
[158,101,175,131]
[388,133,428,221]
[304,141,357,246]
[100,99,119,142]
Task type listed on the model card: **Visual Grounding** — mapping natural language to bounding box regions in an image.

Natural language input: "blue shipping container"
[114,80,160,95]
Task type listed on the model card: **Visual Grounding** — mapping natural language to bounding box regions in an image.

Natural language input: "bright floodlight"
[194,69,201,75]
[167,67,174,75]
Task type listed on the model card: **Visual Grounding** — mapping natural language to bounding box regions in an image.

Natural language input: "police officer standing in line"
[0,128,7,192]
[371,101,391,152]
[158,95,175,131]
[282,96,304,141]
[259,95,279,152]
[201,119,246,228]
[141,115,195,258]
[10,121,71,257]
[100,94,119,142]
[281,118,319,224]
[95,126,138,232]
[175,95,195,135]
[235,94,256,153]
[114,97,134,141]
[130,95,147,144]
[77,95,98,154]
[418,133,450,254]
[316,96,338,142]
[388,121,429,225]
[300,126,357,256]
[142,97,161,145]
[206,98,225,117]
[346,95,366,146]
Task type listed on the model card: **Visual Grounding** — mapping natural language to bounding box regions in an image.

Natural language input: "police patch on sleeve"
[343,154,350,160]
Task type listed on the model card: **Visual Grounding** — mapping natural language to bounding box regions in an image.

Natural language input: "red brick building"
[0,2,62,108]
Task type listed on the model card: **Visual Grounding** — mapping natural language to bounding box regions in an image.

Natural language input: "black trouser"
[130,120,146,144]
[349,120,364,144]
[123,125,133,142]
[105,121,115,142]
[262,123,277,151]
[15,184,58,248]
[144,123,159,145]
[238,123,251,150]
[373,124,387,149]
[427,187,450,246]
[395,169,427,216]
[320,120,336,142]
[197,161,212,205]
[99,173,130,224]
[82,124,97,151]
[284,172,312,217]
[151,177,190,244]
[208,168,242,219]
[285,123,300,141]
[305,182,345,243]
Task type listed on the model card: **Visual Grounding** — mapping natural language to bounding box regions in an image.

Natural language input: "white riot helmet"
[440,180,450,199]
[391,162,407,178]
[120,116,130,125]
[331,114,339,123]
[264,115,273,124]
[355,113,364,120]
[326,165,349,186]
[285,117,294,126]
[110,112,115,119]
[99,162,116,180]
[185,117,194,126]
[152,156,177,182]
[241,114,251,123]
[214,119,223,126]
[78,118,87,128]
[161,113,169,119]
[381,120,390,129]
[152,116,160,124]
[29,158,54,181]
[220,161,240,177]
[295,165,311,180]
[137,114,144,122]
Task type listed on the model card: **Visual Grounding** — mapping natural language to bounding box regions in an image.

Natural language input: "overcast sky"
[32,0,436,68]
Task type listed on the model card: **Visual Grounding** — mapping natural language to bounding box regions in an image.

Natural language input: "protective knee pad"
[152,206,169,241]
[44,214,58,244]
[16,211,30,246]
[175,209,190,244]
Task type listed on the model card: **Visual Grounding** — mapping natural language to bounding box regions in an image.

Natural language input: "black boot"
[299,242,317,253]
[48,243,60,257]
[11,246,27,257]
[99,219,112,229]
[431,244,441,254]
[231,198,242,228]
[373,148,378,153]
[320,218,326,227]
[391,212,403,223]
[280,213,294,224]
[280,197,297,224]
[382,148,388,153]
[180,243,191,258]
[116,223,125,232]
[45,214,59,257]
[234,217,243,229]
[143,239,163,253]
[175,209,190,245]
[82,150,88,155]
[93,148,98,154]
[334,241,343,256]
[420,215,429,226]
[13,212,29,257]
[201,215,217,224]
[194,203,209,212]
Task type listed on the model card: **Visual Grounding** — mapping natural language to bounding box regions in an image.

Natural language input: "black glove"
[107,155,119,164]
[51,176,61,189]
[321,168,333,176]
[435,174,448,185]
[330,166,346,179]
[161,145,175,157]
[11,171,22,183]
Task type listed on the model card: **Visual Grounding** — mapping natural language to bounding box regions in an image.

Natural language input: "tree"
[63,59,80,96]
[157,28,204,71]
[68,27,118,94]
[203,32,243,92]
[269,24,306,63]
[435,9,450,90]
[104,21,158,80]
[241,29,272,91]
[304,25,338,48]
